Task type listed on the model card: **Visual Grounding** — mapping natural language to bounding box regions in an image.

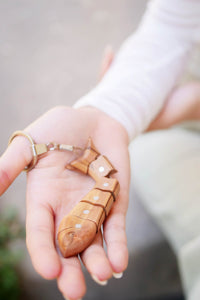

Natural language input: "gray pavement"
[0,1,183,299]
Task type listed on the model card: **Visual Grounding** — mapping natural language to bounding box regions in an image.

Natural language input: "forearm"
[74,0,200,141]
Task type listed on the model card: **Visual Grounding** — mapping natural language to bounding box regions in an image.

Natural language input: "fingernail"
[91,274,108,286]
[63,296,82,300]
[113,272,123,279]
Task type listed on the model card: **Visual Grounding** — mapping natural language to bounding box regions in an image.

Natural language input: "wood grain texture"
[69,202,105,231]
[57,215,96,257]
[81,189,114,216]
[88,155,117,180]
[57,137,120,257]
[94,177,120,200]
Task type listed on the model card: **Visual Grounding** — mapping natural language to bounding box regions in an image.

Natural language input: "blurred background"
[0,1,184,299]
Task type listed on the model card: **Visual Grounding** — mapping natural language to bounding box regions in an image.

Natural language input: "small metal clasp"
[47,142,60,151]
[46,142,83,153]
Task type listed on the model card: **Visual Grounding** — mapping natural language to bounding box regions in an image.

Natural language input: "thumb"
[0,133,32,195]
[99,45,114,80]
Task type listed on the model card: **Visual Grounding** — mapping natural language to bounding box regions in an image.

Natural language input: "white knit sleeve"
[74,0,200,141]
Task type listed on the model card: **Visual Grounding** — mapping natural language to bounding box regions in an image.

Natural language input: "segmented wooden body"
[57,138,120,257]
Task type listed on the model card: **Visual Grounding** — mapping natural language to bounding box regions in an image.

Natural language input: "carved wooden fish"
[57,138,120,257]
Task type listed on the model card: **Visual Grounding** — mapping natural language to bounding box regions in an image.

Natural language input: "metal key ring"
[8,130,38,172]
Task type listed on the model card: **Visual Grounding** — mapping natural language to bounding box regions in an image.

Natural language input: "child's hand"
[147,82,200,131]
[0,106,130,300]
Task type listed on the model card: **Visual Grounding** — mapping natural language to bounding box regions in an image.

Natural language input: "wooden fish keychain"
[8,131,120,258]
[57,137,120,257]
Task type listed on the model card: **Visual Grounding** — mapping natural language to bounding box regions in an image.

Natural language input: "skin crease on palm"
[0,48,200,300]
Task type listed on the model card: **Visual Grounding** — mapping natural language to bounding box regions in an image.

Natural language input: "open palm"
[0,106,130,299]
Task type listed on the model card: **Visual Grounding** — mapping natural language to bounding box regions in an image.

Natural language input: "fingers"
[57,256,86,300]
[147,81,200,131]
[0,135,32,195]
[99,45,114,80]
[103,211,129,276]
[80,232,113,285]
[26,200,61,280]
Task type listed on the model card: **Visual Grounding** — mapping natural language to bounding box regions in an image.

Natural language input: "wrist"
[76,106,130,146]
